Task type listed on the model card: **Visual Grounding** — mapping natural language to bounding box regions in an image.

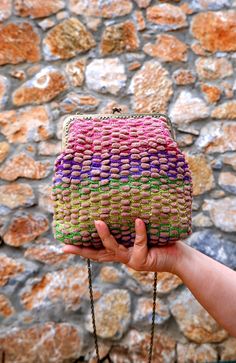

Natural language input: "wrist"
[169,240,194,277]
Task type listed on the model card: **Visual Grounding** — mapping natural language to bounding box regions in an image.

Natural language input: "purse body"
[52,113,192,249]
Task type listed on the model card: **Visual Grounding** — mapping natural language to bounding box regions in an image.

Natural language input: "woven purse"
[52,110,193,362]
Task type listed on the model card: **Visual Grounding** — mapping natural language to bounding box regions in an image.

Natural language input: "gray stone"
[85,58,127,95]
[190,0,231,11]
[195,122,236,153]
[168,288,228,343]
[110,329,176,363]
[203,197,236,233]
[177,342,218,363]
[170,90,209,125]
[0,75,9,110]
[187,230,236,269]
[192,213,213,227]
[0,259,39,296]
[218,172,236,194]
[133,297,170,326]
[85,289,131,339]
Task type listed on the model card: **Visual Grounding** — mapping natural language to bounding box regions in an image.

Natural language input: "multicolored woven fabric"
[52,114,192,249]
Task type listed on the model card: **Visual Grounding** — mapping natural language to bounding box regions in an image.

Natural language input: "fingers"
[129,218,148,267]
[63,219,147,268]
[95,220,130,263]
[62,220,128,263]
[94,220,119,252]
[63,245,108,261]
[63,244,97,257]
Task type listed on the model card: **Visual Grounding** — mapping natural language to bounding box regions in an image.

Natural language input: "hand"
[63,219,184,273]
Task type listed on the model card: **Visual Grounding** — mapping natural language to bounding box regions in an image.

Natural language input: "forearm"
[173,242,236,337]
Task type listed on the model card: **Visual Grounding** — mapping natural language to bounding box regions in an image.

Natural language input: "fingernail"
[94,220,101,228]
[135,218,142,227]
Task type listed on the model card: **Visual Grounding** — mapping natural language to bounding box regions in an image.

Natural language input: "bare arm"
[174,241,236,337]
[63,219,236,337]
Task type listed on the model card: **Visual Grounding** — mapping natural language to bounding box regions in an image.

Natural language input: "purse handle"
[87,259,158,363]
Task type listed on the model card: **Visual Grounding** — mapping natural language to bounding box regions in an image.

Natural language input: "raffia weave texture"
[52,115,192,249]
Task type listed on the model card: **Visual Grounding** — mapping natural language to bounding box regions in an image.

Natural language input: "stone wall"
[0,0,236,362]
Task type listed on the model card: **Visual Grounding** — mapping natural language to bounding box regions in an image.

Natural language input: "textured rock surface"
[0,294,15,318]
[38,141,61,156]
[99,266,122,284]
[169,288,228,343]
[0,254,24,287]
[43,18,95,60]
[0,183,35,209]
[144,34,188,62]
[189,0,231,11]
[220,337,236,361]
[0,141,10,163]
[64,58,86,87]
[100,21,139,55]
[13,67,68,106]
[0,106,52,143]
[134,10,146,31]
[147,4,187,30]
[124,267,182,294]
[0,0,12,21]
[110,329,176,363]
[185,154,215,195]
[177,343,218,363]
[191,10,236,52]
[86,289,131,339]
[222,153,236,170]
[129,60,173,113]
[170,91,209,125]
[0,75,9,110]
[134,0,151,8]
[0,22,40,65]
[20,264,88,311]
[0,322,83,363]
[0,153,51,181]
[176,133,194,147]
[187,230,236,269]
[196,122,236,153]
[192,212,213,228]
[14,0,65,18]
[172,69,196,85]
[200,83,221,104]
[211,100,236,119]
[3,212,49,246]
[86,58,127,95]
[203,197,236,233]
[69,0,133,18]
[218,172,236,194]
[133,297,170,325]
[24,244,72,266]
[195,57,233,80]
[38,183,53,213]
[59,92,100,113]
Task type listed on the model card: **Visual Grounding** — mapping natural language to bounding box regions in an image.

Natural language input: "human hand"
[63,219,184,273]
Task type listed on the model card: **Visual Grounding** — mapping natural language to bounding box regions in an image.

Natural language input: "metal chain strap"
[87,259,100,362]
[87,259,158,363]
[148,272,158,363]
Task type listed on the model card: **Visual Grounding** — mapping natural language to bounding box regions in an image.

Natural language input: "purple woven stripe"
[55,152,191,184]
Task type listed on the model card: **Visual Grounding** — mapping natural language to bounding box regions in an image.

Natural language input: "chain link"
[148,272,158,363]
[87,259,100,363]
[87,259,158,363]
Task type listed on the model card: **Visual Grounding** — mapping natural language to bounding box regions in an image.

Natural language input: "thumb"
[129,219,148,267]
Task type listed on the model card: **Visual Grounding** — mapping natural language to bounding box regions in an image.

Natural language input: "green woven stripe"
[53,175,191,192]
[55,223,189,242]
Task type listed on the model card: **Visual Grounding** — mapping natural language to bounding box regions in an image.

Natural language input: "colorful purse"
[52,110,192,362]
